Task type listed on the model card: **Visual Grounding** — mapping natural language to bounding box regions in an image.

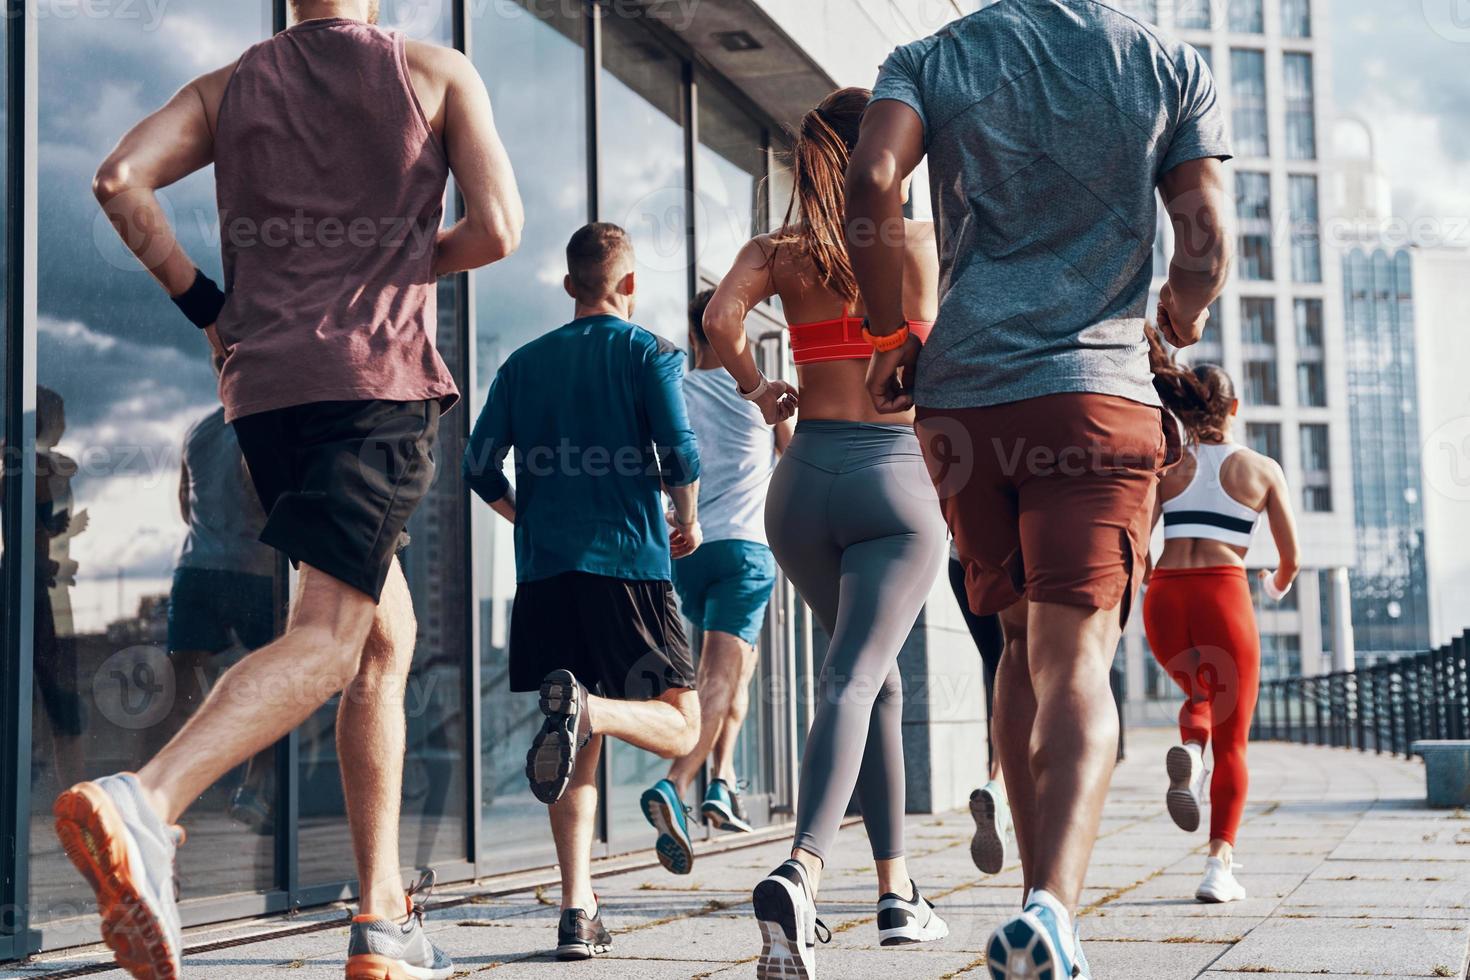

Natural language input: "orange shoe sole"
[346,953,421,979]
[53,783,180,980]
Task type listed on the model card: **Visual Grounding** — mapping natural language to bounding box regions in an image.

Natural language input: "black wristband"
[171,268,227,330]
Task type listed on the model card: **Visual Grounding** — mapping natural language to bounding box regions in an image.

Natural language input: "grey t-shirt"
[871,0,1231,410]
[682,367,777,546]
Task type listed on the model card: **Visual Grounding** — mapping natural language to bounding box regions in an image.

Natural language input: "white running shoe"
[1196,855,1247,903]
[1166,743,1208,832]
[968,781,1011,875]
[876,880,948,946]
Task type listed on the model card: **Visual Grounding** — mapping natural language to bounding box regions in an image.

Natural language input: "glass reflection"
[295,0,468,887]
[31,0,275,923]
[470,0,586,872]
[600,16,689,346]
[695,83,764,285]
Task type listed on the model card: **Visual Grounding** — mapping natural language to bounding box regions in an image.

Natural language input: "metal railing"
[1250,630,1470,758]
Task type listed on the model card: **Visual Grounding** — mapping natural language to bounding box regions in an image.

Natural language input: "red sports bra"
[787,315,934,365]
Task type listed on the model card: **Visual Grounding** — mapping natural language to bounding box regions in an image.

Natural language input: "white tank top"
[1161,443,1261,549]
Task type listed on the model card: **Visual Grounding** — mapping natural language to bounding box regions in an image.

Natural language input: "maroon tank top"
[213,17,459,422]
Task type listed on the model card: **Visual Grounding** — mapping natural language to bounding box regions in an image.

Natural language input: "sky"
[1329,0,1470,238]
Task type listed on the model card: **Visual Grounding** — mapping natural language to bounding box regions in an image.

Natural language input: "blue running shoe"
[702,778,754,833]
[640,779,694,875]
[986,898,1076,980]
[1072,922,1092,980]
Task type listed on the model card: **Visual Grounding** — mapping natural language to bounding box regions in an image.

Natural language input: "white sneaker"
[1166,744,1208,832]
[876,880,948,946]
[1196,855,1247,903]
[968,781,1011,875]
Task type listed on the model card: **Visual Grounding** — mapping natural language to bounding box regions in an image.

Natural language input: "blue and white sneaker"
[640,779,694,875]
[702,778,754,833]
[1072,922,1092,980]
[986,893,1078,980]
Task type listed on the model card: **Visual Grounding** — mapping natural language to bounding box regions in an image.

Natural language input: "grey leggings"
[766,420,947,863]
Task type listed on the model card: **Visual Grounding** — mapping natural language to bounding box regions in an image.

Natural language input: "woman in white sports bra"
[1143,326,1302,905]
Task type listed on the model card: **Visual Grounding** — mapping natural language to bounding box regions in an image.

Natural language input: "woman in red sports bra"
[702,87,950,976]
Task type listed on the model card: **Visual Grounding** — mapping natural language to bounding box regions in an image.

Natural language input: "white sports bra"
[1161,443,1262,549]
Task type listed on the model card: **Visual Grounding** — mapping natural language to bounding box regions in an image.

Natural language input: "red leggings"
[1143,566,1261,845]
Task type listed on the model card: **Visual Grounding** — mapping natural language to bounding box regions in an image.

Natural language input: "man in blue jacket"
[464,223,702,961]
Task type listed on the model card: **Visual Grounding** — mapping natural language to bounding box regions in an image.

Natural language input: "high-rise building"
[1122,0,1360,711]
[1329,120,1432,661]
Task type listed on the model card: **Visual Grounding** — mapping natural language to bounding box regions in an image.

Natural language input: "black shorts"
[232,400,439,602]
[509,572,695,700]
[167,567,276,653]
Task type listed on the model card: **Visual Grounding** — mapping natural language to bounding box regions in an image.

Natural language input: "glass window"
[1244,360,1280,406]
[1241,297,1277,346]
[1282,0,1312,37]
[1235,171,1274,281]
[1300,423,1333,511]
[31,1,277,926]
[1283,53,1317,161]
[1190,299,1225,364]
[1298,361,1327,407]
[1175,0,1213,29]
[1259,634,1301,680]
[1246,422,1283,462]
[601,17,690,347]
[1228,0,1264,33]
[1116,0,1158,23]
[695,83,766,289]
[291,0,467,891]
[469,0,587,874]
[1295,298,1324,348]
[599,15,694,847]
[1288,175,1321,282]
[1235,171,1272,221]
[1230,49,1269,157]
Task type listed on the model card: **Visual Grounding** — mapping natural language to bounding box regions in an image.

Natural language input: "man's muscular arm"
[93,63,235,352]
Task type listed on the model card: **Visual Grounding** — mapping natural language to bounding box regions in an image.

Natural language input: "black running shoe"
[526,670,592,805]
[754,860,829,979]
[556,905,612,961]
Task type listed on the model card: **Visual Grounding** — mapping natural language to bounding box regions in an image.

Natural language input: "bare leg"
[337,559,417,918]
[550,735,603,912]
[994,600,1038,900]
[138,564,377,824]
[667,632,753,797]
[1025,601,1123,913]
[710,645,758,784]
[588,688,700,760]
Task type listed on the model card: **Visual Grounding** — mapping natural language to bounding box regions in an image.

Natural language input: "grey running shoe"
[556,905,613,960]
[345,872,453,980]
[968,781,1011,875]
[527,669,593,804]
[53,773,184,979]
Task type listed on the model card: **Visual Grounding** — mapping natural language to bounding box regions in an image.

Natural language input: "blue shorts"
[672,539,777,646]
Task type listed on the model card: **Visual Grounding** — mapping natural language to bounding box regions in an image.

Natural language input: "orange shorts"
[916,393,1175,621]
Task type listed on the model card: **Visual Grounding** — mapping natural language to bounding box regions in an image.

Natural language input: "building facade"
[1119,0,1359,720]
[0,0,985,959]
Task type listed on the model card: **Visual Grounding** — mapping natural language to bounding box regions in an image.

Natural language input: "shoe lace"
[406,869,437,926]
[814,918,832,944]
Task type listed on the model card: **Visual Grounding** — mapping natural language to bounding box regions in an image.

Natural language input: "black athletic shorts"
[509,572,695,700]
[232,399,439,602]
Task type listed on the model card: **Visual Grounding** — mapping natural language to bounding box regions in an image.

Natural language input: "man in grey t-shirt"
[659,289,791,841]
[846,2,1233,974]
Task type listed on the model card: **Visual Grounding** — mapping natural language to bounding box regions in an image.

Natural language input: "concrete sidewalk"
[8,731,1469,979]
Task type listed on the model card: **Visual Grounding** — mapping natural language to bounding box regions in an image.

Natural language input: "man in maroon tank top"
[56,3,523,977]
